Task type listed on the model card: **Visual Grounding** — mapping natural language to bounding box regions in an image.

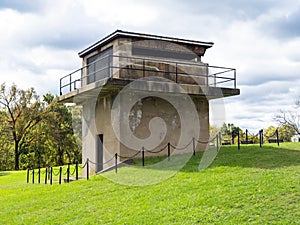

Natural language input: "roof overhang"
[59,78,240,104]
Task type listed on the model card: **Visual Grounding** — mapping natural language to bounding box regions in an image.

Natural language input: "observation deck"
[59,54,239,103]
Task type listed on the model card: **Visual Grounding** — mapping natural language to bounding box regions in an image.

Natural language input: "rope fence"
[27,161,79,185]
[226,127,282,150]
[27,128,285,184]
[27,133,221,183]
[82,133,221,176]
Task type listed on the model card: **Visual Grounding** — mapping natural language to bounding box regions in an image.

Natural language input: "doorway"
[96,134,103,172]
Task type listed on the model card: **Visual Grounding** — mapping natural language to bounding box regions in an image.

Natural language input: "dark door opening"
[97,134,103,172]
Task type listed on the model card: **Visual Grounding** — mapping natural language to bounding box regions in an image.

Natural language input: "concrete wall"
[81,92,209,176]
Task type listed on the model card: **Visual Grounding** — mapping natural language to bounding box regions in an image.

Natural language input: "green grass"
[1,143,300,224]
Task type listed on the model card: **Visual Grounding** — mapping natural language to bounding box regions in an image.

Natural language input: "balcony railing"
[59,55,236,95]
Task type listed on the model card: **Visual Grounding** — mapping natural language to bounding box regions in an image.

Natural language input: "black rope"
[170,138,193,150]
[209,135,217,142]
[196,139,210,144]
[103,155,116,165]
[144,144,168,153]
[63,168,69,175]
[118,150,141,160]
[265,129,278,139]
[88,160,100,165]
[52,169,60,176]
[81,160,87,169]
[70,167,76,176]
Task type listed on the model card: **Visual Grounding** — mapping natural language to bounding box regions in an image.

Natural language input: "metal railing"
[59,55,237,95]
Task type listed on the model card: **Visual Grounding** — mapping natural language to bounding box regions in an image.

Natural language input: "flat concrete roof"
[78,30,214,58]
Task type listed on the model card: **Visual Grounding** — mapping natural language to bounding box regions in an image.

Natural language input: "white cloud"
[0,0,299,130]
[82,0,159,27]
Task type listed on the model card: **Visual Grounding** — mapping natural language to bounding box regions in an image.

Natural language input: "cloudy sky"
[0,0,299,132]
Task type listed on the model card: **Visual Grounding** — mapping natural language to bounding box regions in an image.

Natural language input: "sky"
[0,0,299,132]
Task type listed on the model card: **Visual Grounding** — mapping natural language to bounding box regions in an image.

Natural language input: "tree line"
[213,122,297,144]
[0,83,81,171]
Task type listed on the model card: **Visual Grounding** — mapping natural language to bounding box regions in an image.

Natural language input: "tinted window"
[87,47,112,84]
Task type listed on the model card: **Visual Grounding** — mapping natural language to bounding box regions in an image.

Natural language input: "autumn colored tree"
[0,83,42,170]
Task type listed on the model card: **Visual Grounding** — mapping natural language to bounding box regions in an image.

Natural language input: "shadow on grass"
[129,143,300,173]
[0,172,11,177]
[194,144,300,171]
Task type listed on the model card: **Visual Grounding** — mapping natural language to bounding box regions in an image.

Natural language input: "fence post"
[27,169,30,184]
[276,129,279,146]
[142,147,145,167]
[45,167,48,184]
[259,129,263,148]
[32,170,35,184]
[38,168,41,184]
[167,142,171,161]
[86,158,89,180]
[237,132,240,150]
[59,167,62,184]
[75,160,78,180]
[115,153,118,174]
[246,129,248,143]
[67,163,70,183]
[50,167,53,185]
[192,137,196,156]
[216,134,219,151]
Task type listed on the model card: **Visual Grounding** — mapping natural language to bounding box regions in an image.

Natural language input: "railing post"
[27,169,30,184]
[75,160,78,180]
[246,129,248,143]
[86,158,89,180]
[214,74,216,87]
[32,169,35,184]
[142,147,145,167]
[38,168,41,184]
[234,69,236,89]
[192,137,196,156]
[60,78,62,95]
[59,167,62,184]
[115,153,118,174]
[206,64,209,86]
[45,167,48,184]
[69,75,72,92]
[167,142,171,161]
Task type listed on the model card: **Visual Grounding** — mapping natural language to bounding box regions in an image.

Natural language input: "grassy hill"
[1,143,300,224]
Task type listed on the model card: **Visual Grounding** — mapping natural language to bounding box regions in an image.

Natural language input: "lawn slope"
[1,143,300,224]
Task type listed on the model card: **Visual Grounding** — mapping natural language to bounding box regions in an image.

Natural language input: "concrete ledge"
[59,78,240,103]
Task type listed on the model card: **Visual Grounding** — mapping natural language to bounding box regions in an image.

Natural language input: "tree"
[0,109,14,170]
[41,94,81,166]
[275,99,299,135]
[220,123,241,143]
[0,83,43,170]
